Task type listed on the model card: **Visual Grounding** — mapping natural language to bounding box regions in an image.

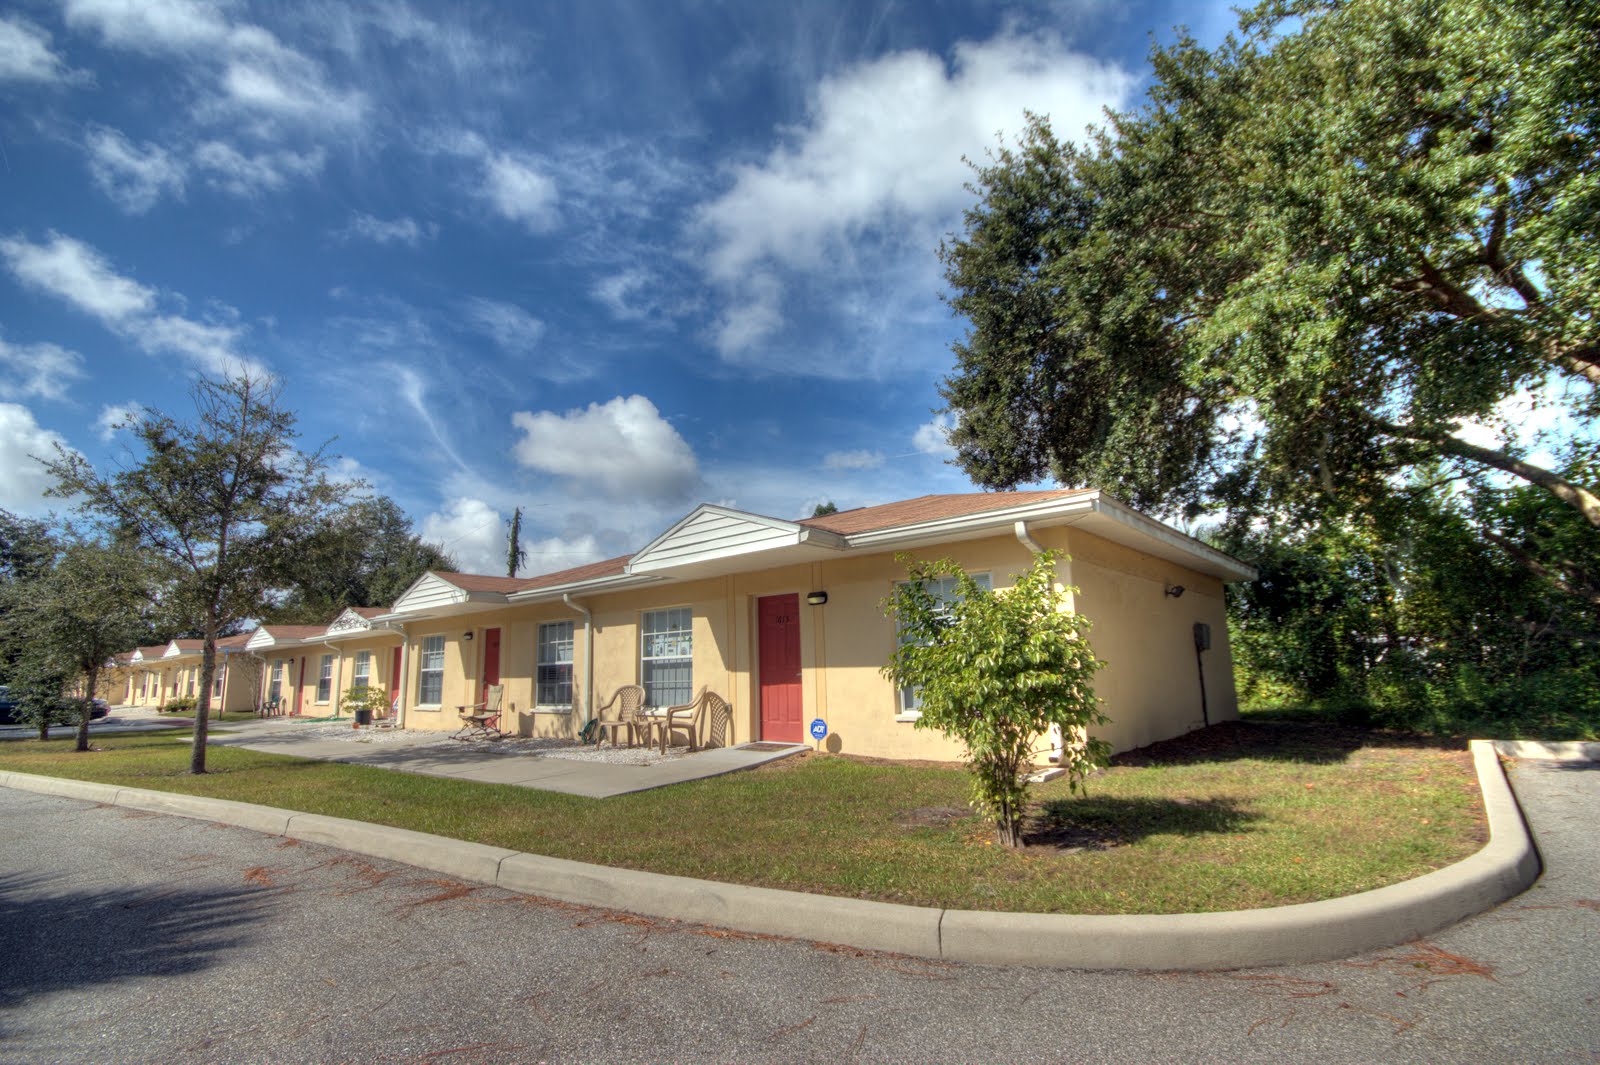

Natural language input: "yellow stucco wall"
[388,527,1243,758]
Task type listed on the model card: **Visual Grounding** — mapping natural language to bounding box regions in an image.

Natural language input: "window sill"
[412,705,441,713]
[895,711,922,723]
[531,706,574,714]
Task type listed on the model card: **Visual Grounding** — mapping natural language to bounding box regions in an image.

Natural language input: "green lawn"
[0,722,1485,915]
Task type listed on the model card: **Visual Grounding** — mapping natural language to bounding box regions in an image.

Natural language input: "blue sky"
[0,0,1238,576]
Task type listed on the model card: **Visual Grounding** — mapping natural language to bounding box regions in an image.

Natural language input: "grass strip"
[0,722,1484,915]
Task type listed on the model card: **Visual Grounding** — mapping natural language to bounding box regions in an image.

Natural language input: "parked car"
[0,687,110,725]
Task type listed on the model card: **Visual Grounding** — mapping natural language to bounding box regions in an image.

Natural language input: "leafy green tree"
[811,501,839,517]
[46,373,349,773]
[264,495,454,624]
[883,550,1107,847]
[0,535,154,750]
[940,0,1598,546]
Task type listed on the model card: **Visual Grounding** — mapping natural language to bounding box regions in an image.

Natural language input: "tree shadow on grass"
[0,870,273,1014]
[1026,795,1259,852]
[1112,720,1468,769]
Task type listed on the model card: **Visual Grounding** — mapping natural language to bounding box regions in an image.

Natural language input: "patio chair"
[453,685,505,741]
[372,693,399,729]
[592,684,646,748]
[659,687,731,754]
[260,696,281,718]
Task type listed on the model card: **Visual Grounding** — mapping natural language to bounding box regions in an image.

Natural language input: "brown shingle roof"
[518,554,632,592]
[797,490,1092,535]
[257,624,329,641]
[428,555,634,598]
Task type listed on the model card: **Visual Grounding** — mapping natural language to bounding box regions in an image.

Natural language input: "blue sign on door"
[809,718,828,741]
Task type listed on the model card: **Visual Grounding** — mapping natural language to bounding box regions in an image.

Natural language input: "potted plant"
[339,685,390,728]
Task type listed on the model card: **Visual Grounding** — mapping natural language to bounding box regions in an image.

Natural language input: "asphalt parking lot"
[1,757,1595,1063]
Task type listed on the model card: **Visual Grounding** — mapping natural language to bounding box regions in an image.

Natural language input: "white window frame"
[537,621,575,708]
[895,572,992,720]
[418,635,445,706]
[640,607,693,708]
[316,654,334,704]
[352,650,372,690]
[268,660,283,704]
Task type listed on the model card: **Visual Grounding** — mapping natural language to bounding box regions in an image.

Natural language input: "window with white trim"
[268,660,283,703]
[640,607,692,708]
[352,651,372,690]
[418,635,445,705]
[537,621,574,707]
[213,667,223,698]
[316,654,334,703]
[895,572,992,716]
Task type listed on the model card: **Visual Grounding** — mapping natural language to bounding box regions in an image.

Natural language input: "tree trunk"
[76,662,98,753]
[190,617,217,775]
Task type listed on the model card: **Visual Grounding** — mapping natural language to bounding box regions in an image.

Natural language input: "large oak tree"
[940,0,1597,570]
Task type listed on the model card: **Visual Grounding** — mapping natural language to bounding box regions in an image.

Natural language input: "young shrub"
[883,550,1107,847]
[339,685,392,721]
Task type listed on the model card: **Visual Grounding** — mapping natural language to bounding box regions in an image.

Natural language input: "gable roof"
[798,490,1093,535]
[243,624,329,651]
[380,489,1255,620]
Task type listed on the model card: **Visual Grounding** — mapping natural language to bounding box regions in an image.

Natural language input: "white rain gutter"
[563,594,595,728]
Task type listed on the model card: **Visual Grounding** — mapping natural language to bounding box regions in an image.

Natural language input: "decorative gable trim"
[326,608,373,635]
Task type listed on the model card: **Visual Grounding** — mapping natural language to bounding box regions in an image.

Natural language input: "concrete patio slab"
[197,717,807,797]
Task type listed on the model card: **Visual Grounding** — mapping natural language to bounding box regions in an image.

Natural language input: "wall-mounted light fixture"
[806,591,829,606]
[462,631,475,641]
[1164,585,1186,599]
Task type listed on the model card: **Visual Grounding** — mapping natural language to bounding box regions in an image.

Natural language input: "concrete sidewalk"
[200,717,808,798]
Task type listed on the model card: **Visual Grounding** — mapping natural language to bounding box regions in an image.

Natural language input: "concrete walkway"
[198,715,808,798]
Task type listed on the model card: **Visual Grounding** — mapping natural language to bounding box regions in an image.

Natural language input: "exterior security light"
[806,591,829,606]
[1164,585,1186,599]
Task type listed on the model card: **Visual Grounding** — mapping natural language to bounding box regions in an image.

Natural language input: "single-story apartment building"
[367,489,1254,761]
[122,635,258,711]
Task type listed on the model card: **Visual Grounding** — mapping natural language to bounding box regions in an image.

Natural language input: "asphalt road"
[1,758,1595,1064]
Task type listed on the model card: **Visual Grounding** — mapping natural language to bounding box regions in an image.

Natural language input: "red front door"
[758,594,803,743]
[390,648,402,705]
[293,656,306,715]
[481,628,501,702]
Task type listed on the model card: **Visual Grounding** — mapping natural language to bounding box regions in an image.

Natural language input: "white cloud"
[339,213,436,247]
[693,31,1135,359]
[461,298,545,356]
[482,149,559,232]
[193,140,325,197]
[85,127,187,213]
[96,402,141,441]
[420,497,503,574]
[419,496,608,577]
[0,403,73,514]
[66,0,364,132]
[219,25,366,128]
[913,415,957,459]
[0,334,86,402]
[0,232,266,378]
[510,395,701,503]
[591,268,656,321]
[0,15,75,83]
[823,448,885,471]
[63,0,230,52]
[1,232,156,320]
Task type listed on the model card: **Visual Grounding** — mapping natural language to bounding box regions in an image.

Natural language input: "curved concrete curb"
[0,739,1539,970]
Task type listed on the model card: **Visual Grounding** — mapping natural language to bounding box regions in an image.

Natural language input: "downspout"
[1015,520,1067,766]
[563,594,595,733]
